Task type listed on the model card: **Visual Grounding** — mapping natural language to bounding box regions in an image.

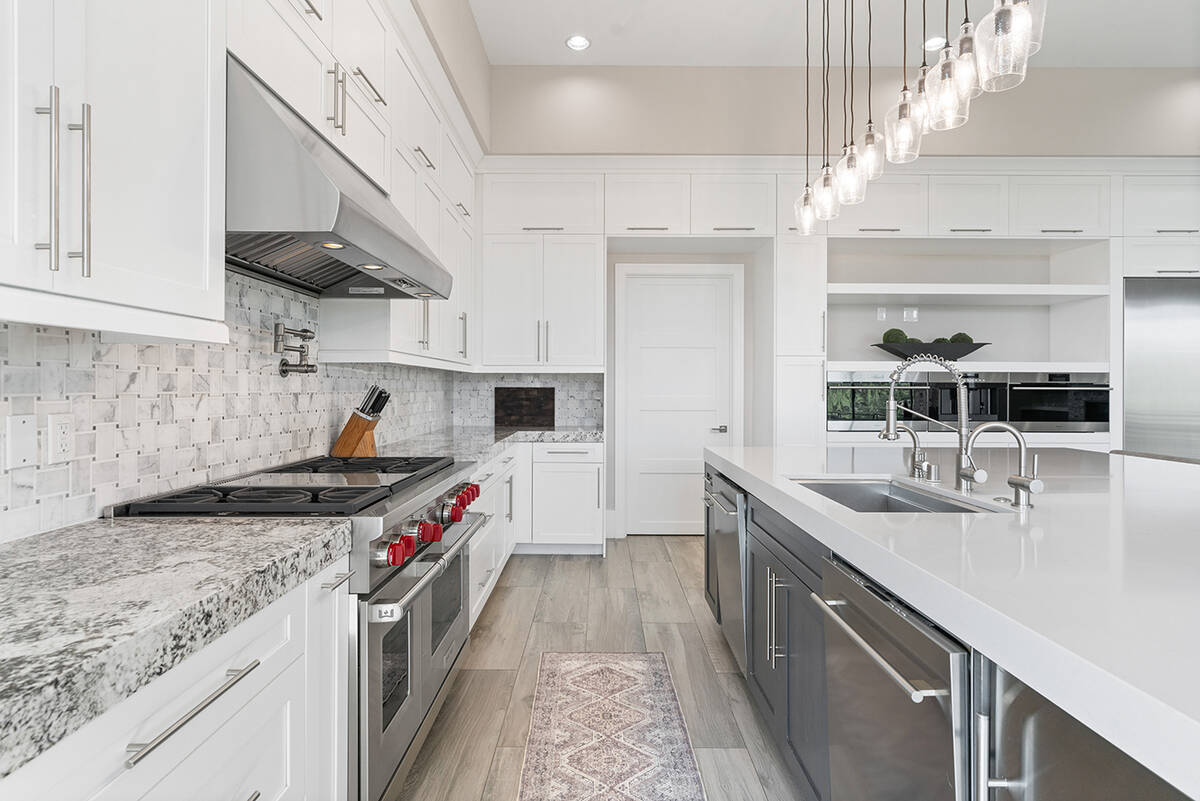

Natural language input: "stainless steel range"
[115,454,489,801]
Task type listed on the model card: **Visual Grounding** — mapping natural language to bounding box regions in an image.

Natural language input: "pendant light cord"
[805,0,811,184]
[849,0,855,142]
[822,0,830,165]
[866,0,873,123]
[944,0,950,41]
[901,0,908,90]
[921,0,928,69]
[841,0,848,148]
[963,0,970,25]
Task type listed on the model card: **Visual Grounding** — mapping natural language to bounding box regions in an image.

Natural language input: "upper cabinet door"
[775,237,827,356]
[827,174,929,236]
[390,45,441,175]
[1124,176,1200,236]
[690,174,776,234]
[332,0,389,109]
[482,174,604,234]
[1009,176,1110,237]
[442,133,474,219]
[480,235,543,366]
[0,0,55,292]
[542,235,605,367]
[286,0,331,46]
[52,0,225,321]
[335,68,389,189]
[604,174,690,234]
[929,175,1009,236]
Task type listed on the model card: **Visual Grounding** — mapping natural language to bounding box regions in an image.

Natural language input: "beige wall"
[412,0,492,148]
[489,66,1200,156]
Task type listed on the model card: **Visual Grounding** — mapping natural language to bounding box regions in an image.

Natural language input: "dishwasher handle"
[810,592,949,704]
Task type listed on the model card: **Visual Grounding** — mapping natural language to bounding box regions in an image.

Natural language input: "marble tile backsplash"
[0,273,603,542]
[452,372,604,429]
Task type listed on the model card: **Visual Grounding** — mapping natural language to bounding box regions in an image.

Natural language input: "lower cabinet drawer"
[532,443,603,463]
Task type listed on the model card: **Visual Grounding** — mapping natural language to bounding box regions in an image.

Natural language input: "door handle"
[506,475,514,521]
[300,0,322,19]
[545,320,550,363]
[353,67,386,105]
[459,312,468,358]
[536,320,542,362]
[34,85,61,271]
[711,425,728,433]
[975,712,1023,798]
[320,571,355,592]
[67,103,92,278]
[704,491,737,516]
[326,67,345,133]
[414,146,436,170]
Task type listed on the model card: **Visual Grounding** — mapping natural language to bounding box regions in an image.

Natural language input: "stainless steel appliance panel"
[976,656,1189,801]
[818,560,969,801]
[1124,277,1200,460]
[704,470,748,675]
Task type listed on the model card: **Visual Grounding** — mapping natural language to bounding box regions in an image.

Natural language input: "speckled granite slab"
[381,426,604,466]
[0,517,351,778]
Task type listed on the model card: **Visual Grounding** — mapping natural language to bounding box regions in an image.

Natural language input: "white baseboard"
[513,543,604,555]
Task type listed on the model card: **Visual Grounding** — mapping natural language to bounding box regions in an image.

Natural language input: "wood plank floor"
[394,536,806,801]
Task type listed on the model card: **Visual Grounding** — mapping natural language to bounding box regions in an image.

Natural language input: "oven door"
[1008,385,1111,432]
[360,564,432,801]
[423,548,469,702]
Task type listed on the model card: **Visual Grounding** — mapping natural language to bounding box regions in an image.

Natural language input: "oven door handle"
[1009,385,1113,391]
[367,513,489,623]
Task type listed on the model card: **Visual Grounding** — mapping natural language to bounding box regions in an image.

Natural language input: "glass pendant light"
[858,0,884,180]
[926,0,969,130]
[814,0,840,220]
[885,0,925,163]
[912,0,932,134]
[794,0,817,235]
[835,0,866,205]
[953,5,982,99]
[976,0,1032,92]
[1015,0,1045,55]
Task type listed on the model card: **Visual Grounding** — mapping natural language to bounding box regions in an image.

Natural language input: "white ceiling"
[468,0,1200,68]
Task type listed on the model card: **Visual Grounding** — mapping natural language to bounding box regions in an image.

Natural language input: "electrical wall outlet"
[903,307,920,322]
[5,415,37,469]
[46,414,74,464]
[876,307,887,321]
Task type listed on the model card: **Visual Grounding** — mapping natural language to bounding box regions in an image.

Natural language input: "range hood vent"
[225,56,451,301]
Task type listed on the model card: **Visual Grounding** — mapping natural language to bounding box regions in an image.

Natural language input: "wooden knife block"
[331,410,380,457]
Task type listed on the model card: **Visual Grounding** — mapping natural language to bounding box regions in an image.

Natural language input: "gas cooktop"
[118,455,455,517]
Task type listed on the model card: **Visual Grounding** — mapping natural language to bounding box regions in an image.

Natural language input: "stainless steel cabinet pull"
[66,103,92,278]
[859,227,901,232]
[422,299,430,349]
[765,567,775,666]
[1156,269,1200,274]
[34,85,60,271]
[704,490,737,516]
[459,312,468,358]
[326,67,345,133]
[414,146,435,170]
[353,67,386,105]
[246,792,262,801]
[1156,228,1199,233]
[626,226,668,231]
[545,320,550,362]
[769,572,787,668]
[596,468,601,508]
[521,226,564,231]
[506,475,514,521]
[711,424,728,433]
[340,65,348,135]
[713,226,755,231]
[456,202,471,217]
[546,449,589,454]
[1040,228,1083,233]
[536,320,542,361]
[125,660,261,768]
[320,571,355,591]
[300,0,322,19]
[820,310,826,352]
[975,712,1021,798]
[478,472,494,482]
[949,227,992,232]
[811,592,947,703]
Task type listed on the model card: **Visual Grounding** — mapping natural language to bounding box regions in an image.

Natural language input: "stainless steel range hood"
[225,56,451,300]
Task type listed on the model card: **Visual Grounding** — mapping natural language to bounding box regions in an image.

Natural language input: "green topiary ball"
[882,328,908,344]
[949,332,974,344]
[933,337,950,343]
[906,337,922,343]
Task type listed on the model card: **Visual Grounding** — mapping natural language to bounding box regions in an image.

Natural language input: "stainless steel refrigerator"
[1124,277,1200,460]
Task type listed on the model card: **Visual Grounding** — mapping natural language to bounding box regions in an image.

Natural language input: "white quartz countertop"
[381,425,603,466]
[704,444,1200,799]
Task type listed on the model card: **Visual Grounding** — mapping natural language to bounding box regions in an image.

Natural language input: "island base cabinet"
[745,533,788,737]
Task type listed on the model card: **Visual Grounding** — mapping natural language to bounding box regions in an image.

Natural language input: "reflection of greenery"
[827,387,852,419]
[852,387,913,421]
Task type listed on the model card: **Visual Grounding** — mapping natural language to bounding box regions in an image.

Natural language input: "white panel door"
[306,557,351,801]
[617,265,744,536]
[930,175,1010,236]
[532,462,604,544]
[389,43,440,176]
[481,174,604,234]
[0,0,54,291]
[1009,176,1110,237]
[775,356,827,448]
[481,235,543,365]
[1124,176,1200,236]
[336,65,390,189]
[542,235,605,367]
[775,236,828,356]
[828,174,930,236]
[54,0,225,320]
[604,174,690,234]
[331,0,389,109]
[690,174,776,234]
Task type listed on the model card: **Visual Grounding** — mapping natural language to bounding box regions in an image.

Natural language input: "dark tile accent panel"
[495,387,555,429]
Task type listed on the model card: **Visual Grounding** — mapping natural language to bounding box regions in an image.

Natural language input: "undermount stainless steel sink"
[794,479,1003,514]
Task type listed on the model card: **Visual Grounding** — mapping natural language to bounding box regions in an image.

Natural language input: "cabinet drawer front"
[1009,176,1110,236]
[482,174,604,234]
[690,174,776,234]
[605,174,690,234]
[229,0,330,130]
[1124,176,1200,236]
[827,175,929,236]
[532,443,603,462]
[1123,238,1200,278]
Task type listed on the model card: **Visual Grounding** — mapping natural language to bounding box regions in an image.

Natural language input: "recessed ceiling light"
[924,36,947,51]
[320,242,345,249]
[359,263,384,270]
[565,35,590,52]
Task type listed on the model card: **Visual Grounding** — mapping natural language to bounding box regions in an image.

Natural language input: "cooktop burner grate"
[123,484,393,516]
[273,456,452,475]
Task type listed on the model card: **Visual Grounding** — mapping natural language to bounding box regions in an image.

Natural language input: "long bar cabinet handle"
[34,85,61,271]
[320,571,355,592]
[354,67,386,105]
[67,103,92,277]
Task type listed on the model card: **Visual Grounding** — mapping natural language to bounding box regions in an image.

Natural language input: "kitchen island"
[705,444,1200,799]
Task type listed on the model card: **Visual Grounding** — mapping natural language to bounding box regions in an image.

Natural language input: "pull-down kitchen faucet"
[967,421,1045,508]
[879,354,987,492]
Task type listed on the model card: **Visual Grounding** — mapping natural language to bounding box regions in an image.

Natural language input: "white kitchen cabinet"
[533,460,604,545]
[480,234,605,370]
[775,236,827,356]
[1009,176,1110,237]
[287,0,332,45]
[481,174,604,234]
[415,177,442,256]
[1123,176,1200,236]
[605,174,690,234]
[331,0,389,110]
[390,45,441,177]
[775,356,827,448]
[1123,238,1200,278]
[306,557,352,801]
[443,133,474,219]
[390,144,418,223]
[334,63,390,188]
[690,174,776,234]
[930,175,1009,236]
[827,174,929,236]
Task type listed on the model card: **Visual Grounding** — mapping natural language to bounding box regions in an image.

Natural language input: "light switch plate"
[876,307,887,321]
[903,307,920,322]
[47,414,74,464]
[5,415,37,469]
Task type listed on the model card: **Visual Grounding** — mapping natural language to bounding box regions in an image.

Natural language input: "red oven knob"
[436,502,463,525]
[422,522,443,542]
[456,491,470,508]
[469,483,481,499]
[386,535,416,566]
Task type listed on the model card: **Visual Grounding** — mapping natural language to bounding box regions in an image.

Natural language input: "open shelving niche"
[824,238,1112,374]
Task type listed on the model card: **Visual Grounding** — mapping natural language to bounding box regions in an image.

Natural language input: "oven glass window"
[380,611,411,730]
[431,553,463,653]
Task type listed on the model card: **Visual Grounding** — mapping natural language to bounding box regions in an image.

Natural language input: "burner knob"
[469,483,481,500]
[386,535,416,565]
[455,491,470,508]
[436,502,463,524]
[418,522,443,543]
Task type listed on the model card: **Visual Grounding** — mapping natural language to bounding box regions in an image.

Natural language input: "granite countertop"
[705,445,1200,798]
[0,517,352,778]
[381,425,604,466]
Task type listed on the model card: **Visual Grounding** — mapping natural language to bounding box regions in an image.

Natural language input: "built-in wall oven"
[1007,376,1111,432]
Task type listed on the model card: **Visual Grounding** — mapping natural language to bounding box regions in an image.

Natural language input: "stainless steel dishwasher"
[812,558,970,801]
[703,469,748,675]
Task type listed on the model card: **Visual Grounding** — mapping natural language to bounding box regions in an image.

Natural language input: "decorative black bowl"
[872,342,990,360]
